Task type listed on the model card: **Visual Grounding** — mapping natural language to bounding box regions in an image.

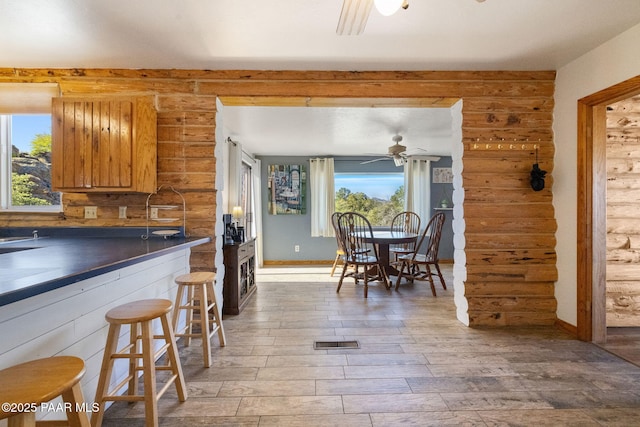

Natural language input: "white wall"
[553,23,640,325]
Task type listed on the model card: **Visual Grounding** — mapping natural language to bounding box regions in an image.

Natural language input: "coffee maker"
[223,214,235,245]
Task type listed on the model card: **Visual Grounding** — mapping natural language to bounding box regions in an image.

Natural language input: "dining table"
[364,230,418,279]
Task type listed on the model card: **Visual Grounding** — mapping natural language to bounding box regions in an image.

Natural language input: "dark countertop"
[0,229,210,307]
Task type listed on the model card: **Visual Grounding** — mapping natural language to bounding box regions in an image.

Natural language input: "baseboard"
[263,259,454,266]
[555,318,577,337]
[263,260,333,266]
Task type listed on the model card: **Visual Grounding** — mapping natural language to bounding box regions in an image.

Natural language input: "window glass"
[1,114,61,210]
[240,161,252,238]
[334,172,404,226]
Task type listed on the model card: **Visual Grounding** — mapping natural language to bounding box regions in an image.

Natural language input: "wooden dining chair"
[336,212,389,298]
[330,212,345,276]
[395,212,447,296]
[389,211,421,261]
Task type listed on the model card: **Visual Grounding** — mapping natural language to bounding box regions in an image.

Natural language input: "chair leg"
[363,267,368,298]
[336,263,349,293]
[395,260,407,290]
[425,264,437,296]
[434,262,447,289]
[330,253,340,277]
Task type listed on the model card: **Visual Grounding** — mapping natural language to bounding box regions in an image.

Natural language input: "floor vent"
[314,340,359,350]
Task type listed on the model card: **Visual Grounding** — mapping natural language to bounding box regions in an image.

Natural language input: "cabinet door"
[52,96,156,193]
[94,100,133,188]
[51,100,91,189]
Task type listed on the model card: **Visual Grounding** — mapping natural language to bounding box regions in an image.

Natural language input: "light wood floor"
[103,265,640,426]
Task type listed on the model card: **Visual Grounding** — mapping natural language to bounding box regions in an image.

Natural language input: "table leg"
[377,243,402,278]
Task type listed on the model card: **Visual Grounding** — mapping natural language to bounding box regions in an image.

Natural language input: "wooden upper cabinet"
[51,96,157,193]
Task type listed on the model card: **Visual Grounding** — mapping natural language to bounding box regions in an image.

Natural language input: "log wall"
[0,69,557,326]
[606,95,640,326]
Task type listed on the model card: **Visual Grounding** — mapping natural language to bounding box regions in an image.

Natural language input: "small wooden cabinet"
[51,96,157,193]
[223,239,256,315]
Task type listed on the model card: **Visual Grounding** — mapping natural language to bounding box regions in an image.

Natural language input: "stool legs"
[62,380,91,427]
[173,280,226,368]
[208,281,227,348]
[160,311,187,402]
[91,324,121,427]
[172,285,195,347]
[141,319,158,427]
[199,284,212,367]
[92,306,187,427]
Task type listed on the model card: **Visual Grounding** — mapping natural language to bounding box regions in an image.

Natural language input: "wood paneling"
[606,95,640,327]
[0,68,557,326]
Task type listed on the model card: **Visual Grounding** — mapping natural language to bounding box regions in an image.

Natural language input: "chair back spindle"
[390,211,421,259]
[336,212,389,298]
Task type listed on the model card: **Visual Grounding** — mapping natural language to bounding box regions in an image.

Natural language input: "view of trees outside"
[335,185,404,226]
[11,129,60,206]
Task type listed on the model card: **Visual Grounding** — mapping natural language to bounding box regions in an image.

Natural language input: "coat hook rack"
[469,143,539,151]
[142,185,187,240]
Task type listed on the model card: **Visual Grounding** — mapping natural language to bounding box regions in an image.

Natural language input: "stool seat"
[173,272,225,368]
[175,271,215,285]
[0,356,90,426]
[92,298,186,427]
[106,299,172,324]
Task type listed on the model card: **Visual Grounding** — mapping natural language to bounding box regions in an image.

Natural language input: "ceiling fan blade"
[337,0,373,35]
[360,157,389,165]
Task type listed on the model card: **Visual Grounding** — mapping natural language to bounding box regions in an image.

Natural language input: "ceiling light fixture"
[374,0,404,16]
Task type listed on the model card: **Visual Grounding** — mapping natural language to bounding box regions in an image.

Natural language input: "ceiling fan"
[361,135,440,166]
[337,0,407,35]
[337,0,485,35]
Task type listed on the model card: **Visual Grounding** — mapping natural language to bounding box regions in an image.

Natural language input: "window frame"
[334,170,405,228]
[0,113,62,212]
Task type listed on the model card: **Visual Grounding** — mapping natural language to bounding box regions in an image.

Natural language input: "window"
[0,114,61,211]
[334,172,404,226]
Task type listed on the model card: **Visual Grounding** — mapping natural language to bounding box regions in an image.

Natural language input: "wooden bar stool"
[91,299,187,427]
[0,355,90,427]
[173,272,226,368]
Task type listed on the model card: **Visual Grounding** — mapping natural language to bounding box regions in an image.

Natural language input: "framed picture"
[433,167,453,184]
[267,164,306,215]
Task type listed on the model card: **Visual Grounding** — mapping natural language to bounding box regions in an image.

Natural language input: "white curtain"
[404,158,432,228]
[310,157,335,237]
[226,138,243,212]
[252,158,263,266]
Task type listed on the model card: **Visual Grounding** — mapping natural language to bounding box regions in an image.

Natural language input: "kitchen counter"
[0,230,210,307]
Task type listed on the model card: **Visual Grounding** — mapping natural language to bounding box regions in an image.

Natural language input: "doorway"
[577,75,640,343]
[216,96,467,324]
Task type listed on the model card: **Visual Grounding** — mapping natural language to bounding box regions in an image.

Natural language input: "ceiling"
[3,0,640,158]
[221,104,457,158]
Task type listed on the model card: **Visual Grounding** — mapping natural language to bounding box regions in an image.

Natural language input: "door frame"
[577,75,640,342]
